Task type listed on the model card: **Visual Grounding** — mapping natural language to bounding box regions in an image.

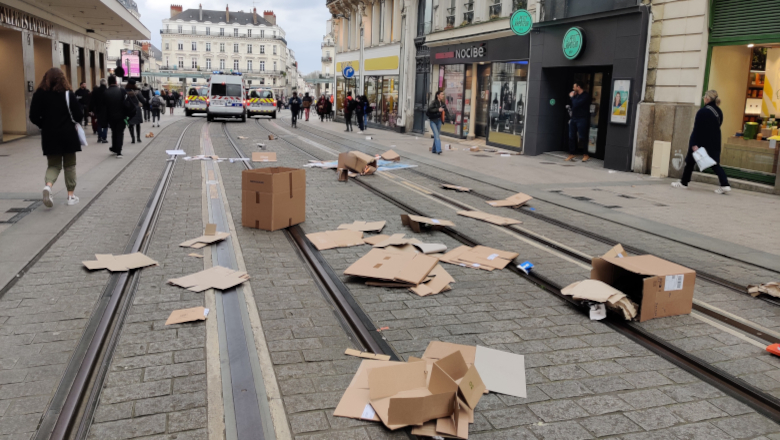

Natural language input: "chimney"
[263,10,276,25]
[226,5,229,23]
[170,4,182,18]
[253,8,257,25]
[199,3,202,21]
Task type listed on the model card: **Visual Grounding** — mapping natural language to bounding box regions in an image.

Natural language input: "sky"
[137,0,331,74]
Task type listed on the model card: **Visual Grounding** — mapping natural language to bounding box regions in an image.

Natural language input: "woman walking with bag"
[672,90,731,194]
[29,67,84,207]
[126,80,147,144]
[427,91,448,155]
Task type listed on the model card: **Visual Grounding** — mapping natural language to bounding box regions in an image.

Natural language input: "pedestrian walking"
[316,94,328,122]
[329,94,335,121]
[74,82,90,127]
[302,92,313,121]
[565,81,591,162]
[672,90,732,194]
[103,75,132,158]
[361,95,371,132]
[355,95,366,133]
[125,80,147,144]
[172,89,179,108]
[343,91,356,132]
[29,67,84,207]
[141,83,152,122]
[427,90,448,155]
[90,79,108,143]
[166,90,176,115]
[150,90,163,127]
[289,92,302,128]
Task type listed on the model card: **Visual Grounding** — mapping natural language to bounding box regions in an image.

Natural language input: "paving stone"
[618,388,676,409]
[538,381,593,399]
[668,421,733,440]
[87,414,167,440]
[625,406,681,431]
[711,413,780,438]
[526,421,594,440]
[579,413,641,437]
[576,394,633,415]
[481,406,539,429]
[528,399,589,422]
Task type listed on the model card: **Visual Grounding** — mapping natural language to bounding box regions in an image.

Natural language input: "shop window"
[439,64,466,136]
[488,61,528,149]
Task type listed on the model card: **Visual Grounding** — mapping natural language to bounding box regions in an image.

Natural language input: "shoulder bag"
[65,91,88,146]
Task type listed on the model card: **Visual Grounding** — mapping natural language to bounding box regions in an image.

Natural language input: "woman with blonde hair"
[29,67,84,207]
[672,89,731,194]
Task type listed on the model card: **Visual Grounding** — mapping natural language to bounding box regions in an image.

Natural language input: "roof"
[171,8,273,26]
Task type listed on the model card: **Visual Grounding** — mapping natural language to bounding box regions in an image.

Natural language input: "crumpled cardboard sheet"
[485,192,532,208]
[562,279,638,320]
[749,282,780,298]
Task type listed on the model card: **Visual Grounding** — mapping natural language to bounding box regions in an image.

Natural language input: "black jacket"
[127,90,147,125]
[90,85,107,122]
[289,96,301,111]
[427,98,447,121]
[140,86,153,109]
[75,88,90,108]
[103,85,128,124]
[29,89,83,156]
[570,91,591,119]
[689,103,724,162]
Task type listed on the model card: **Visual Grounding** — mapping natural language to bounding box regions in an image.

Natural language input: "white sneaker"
[715,186,731,194]
[116,153,124,159]
[671,182,688,189]
[67,195,79,206]
[42,186,53,207]
[357,131,364,134]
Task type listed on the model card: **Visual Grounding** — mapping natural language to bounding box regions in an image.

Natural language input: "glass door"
[475,64,491,138]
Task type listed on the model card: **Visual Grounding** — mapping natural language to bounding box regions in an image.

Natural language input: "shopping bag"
[65,92,88,146]
[692,147,716,171]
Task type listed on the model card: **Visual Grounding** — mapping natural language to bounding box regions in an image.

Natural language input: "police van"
[247,88,276,119]
[206,72,246,122]
[184,86,208,117]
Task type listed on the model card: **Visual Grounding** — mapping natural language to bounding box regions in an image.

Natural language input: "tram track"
[252,117,780,422]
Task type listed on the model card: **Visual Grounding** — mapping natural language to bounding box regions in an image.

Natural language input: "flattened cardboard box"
[337,220,386,232]
[457,210,521,226]
[591,254,695,322]
[334,360,397,423]
[401,214,454,233]
[242,167,305,231]
[344,248,438,286]
[165,306,209,325]
[83,252,158,272]
[486,192,532,208]
[179,224,230,249]
[380,149,400,162]
[251,152,277,162]
[306,230,364,250]
[168,266,249,292]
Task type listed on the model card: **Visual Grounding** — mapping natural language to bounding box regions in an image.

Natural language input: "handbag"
[65,92,88,146]
[692,147,717,171]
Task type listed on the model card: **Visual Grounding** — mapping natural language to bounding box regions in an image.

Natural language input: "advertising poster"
[120,50,141,78]
[611,79,631,124]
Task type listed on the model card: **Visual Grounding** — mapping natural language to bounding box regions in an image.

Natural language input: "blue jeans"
[569,117,589,154]
[97,123,108,141]
[430,119,442,153]
[363,114,368,129]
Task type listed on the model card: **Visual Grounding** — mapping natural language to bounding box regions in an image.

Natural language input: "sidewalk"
[296,115,780,261]
[0,110,187,292]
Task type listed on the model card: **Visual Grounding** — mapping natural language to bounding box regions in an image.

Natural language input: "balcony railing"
[463,1,474,24]
[540,0,638,22]
[446,7,456,28]
[321,57,332,62]
[321,41,334,47]
[160,29,287,44]
[489,1,502,19]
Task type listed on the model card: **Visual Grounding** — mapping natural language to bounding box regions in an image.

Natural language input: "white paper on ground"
[361,403,376,419]
[664,274,684,291]
[166,149,186,155]
[430,219,441,224]
[589,304,606,320]
[474,345,526,398]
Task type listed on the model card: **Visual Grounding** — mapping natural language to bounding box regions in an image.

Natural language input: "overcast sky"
[137,0,331,74]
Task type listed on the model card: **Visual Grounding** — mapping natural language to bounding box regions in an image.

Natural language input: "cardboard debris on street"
[486,192,532,208]
[441,184,470,192]
[561,279,638,320]
[168,266,249,292]
[345,348,391,361]
[179,224,230,249]
[165,306,209,325]
[83,252,158,272]
[457,210,521,226]
[334,340,525,438]
[590,244,695,322]
[401,214,454,233]
[438,245,519,271]
[363,234,446,254]
[242,167,305,231]
[749,282,780,298]
[338,220,386,233]
[306,230,365,250]
[251,152,277,162]
[340,151,378,175]
[345,248,439,287]
[380,149,400,162]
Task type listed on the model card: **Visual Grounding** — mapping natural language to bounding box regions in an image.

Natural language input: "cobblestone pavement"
[222,118,780,439]
[0,119,193,440]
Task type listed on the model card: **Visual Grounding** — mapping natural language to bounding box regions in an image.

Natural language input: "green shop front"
[704,0,780,186]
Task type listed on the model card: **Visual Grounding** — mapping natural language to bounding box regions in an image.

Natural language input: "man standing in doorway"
[566,81,591,162]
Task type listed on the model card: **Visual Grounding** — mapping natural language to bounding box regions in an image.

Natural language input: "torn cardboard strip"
[165,306,209,325]
[380,150,400,162]
[179,224,230,249]
[345,348,391,361]
[168,266,249,292]
[306,230,365,250]
[83,253,158,272]
[401,214,454,233]
[562,279,639,321]
[337,220,386,233]
[486,192,532,208]
[457,210,521,226]
[251,152,277,162]
[441,184,470,192]
[748,282,780,298]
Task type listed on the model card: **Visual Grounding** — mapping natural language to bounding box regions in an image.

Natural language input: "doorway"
[475,64,491,138]
[564,67,612,159]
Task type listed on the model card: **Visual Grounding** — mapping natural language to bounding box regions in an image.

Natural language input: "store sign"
[510,9,533,36]
[435,43,488,62]
[0,5,53,36]
[430,36,528,65]
[562,27,585,60]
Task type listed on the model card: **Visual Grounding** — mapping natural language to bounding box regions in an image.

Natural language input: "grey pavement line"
[294,119,780,273]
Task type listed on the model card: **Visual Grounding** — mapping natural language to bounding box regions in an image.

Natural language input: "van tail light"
[185,98,189,104]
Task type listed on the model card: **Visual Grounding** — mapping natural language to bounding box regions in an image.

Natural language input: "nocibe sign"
[435,43,487,62]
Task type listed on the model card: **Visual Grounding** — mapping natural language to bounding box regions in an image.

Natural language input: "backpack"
[123,92,137,119]
[151,96,162,110]
[347,99,357,112]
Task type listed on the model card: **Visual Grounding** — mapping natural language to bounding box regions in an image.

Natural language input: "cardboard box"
[437,245,518,271]
[168,266,249,292]
[486,192,532,208]
[380,149,401,162]
[242,167,305,231]
[342,151,378,175]
[401,214,455,233]
[344,248,438,286]
[591,253,695,322]
[306,230,364,250]
[561,279,638,320]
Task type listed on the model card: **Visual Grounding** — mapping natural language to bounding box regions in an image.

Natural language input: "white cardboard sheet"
[474,345,526,398]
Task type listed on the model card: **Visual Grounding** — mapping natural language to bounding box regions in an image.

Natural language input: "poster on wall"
[610,79,631,125]
[120,50,141,78]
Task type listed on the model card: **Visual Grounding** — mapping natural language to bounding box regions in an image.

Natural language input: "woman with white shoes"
[29,67,84,207]
[672,90,731,195]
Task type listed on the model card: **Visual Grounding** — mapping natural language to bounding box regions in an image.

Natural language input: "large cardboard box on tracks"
[242,167,305,231]
[591,253,695,322]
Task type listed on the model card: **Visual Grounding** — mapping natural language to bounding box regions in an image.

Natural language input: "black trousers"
[681,148,730,187]
[129,124,141,142]
[291,109,299,126]
[356,113,365,131]
[109,121,125,153]
[143,107,151,121]
[344,112,353,131]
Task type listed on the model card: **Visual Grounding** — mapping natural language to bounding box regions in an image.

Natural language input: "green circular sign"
[510,9,533,36]
[562,27,585,60]
[550,99,556,106]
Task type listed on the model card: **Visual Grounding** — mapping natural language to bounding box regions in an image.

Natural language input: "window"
[273,45,277,55]
[206,27,211,35]
[206,58,211,69]
[165,43,170,50]
[260,29,264,38]
[247,60,253,71]
[178,57,184,68]
[273,61,277,71]
[219,59,225,69]
[178,25,182,33]
[191,26,196,33]
[233,43,239,53]
[219,28,224,36]
[447,0,456,28]
[206,42,211,52]
[220,43,225,52]
[247,44,252,54]
[191,58,197,69]
[247,29,252,37]
[212,83,242,97]
[326,51,330,57]
[260,61,265,71]
[464,0,474,24]
[191,41,197,51]
[260,45,265,54]
[177,42,183,50]
[233,59,239,70]
[166,56,169,67]
[273,78,276,85]
[234,28,238,37]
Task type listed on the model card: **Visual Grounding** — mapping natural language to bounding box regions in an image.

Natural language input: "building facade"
[161,5,288,94]
[0,0,148,142]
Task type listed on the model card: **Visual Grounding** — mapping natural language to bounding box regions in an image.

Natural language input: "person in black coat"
[566,81,591,162]
[103,75,129,157]
[673,90,731,194]
[74,82,90,127]
[29,67,84,207]
[90,79,108,143]
[125,80,147,144]
[288,92,302,128]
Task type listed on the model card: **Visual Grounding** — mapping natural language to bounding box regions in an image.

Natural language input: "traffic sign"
[510,9,533,36]
[343,65,355,79]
